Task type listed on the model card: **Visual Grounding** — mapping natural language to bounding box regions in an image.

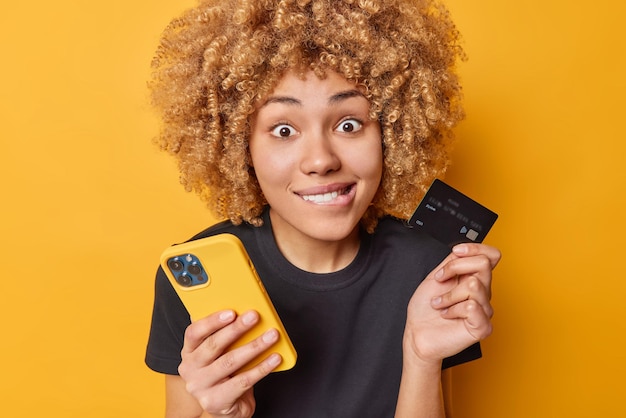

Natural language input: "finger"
[184,327,281,394]
[452,243,502,268]
[431,274,493,318]
[440,299,493,341]
[212,326,280,376]
[427,251,459,282]
[182,310,237,354]
[187,310,262,365]
[433,253,494,293]
[222,352,283,396]
[196,353,282,414]
[427,244,501,284]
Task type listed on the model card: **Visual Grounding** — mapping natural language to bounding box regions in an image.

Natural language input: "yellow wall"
[0,0,624,416]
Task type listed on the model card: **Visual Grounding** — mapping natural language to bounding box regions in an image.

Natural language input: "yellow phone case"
[160,233,297,372]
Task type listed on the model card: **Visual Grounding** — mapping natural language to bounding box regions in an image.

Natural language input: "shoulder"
[187,219,246,240]
[184,219,260,246]
[182,209,273,257]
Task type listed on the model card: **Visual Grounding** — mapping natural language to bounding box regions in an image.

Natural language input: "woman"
[146,1,501,417]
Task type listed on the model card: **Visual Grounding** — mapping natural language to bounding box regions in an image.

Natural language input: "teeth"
[302,191,339,203]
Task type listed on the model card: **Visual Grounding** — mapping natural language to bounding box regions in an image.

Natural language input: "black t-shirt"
[146,209,481,417]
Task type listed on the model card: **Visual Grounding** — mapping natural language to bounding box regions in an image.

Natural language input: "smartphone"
[160,233,297,372]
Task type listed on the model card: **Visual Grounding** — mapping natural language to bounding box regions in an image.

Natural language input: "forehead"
[256,69,368,108]
[275,69,354,89]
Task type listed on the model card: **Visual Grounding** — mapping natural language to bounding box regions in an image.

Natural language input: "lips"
[302,190,340,203]
[297,184,355,203]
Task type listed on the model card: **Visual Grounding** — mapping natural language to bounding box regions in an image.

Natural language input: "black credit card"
[409,179,498,247]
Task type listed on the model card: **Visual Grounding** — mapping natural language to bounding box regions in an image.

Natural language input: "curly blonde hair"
[151,0,465,232]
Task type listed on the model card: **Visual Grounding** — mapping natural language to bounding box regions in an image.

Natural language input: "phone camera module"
[176,272,193,287]
[188,263,202,276]
[168,258,184,272]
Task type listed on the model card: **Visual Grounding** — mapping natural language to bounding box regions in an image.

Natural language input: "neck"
[269,213,361,274]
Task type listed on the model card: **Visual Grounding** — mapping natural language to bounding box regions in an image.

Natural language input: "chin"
[303,219,361,242]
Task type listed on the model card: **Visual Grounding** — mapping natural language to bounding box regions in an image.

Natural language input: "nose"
[299,134,341,175]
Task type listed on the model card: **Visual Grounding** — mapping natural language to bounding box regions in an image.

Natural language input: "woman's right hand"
[177,309,283,418]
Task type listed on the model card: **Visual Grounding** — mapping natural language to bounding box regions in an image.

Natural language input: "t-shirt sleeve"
[442,342,482,369]
[145,266,191,375]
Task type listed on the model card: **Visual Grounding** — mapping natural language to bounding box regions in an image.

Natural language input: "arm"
[395,368,453,418]
[166,375,210,418]
[395,243,501,418]
[395,355,445,418]
[442,369,454,418]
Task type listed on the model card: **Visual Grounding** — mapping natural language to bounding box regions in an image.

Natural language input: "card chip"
[466,229,479,241]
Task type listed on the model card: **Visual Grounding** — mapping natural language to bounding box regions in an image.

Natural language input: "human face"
[249,70,383,247]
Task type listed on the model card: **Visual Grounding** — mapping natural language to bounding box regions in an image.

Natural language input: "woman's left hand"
[404,243,502,364]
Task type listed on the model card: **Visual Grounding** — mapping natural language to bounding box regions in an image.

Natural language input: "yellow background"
[0,0,624,416]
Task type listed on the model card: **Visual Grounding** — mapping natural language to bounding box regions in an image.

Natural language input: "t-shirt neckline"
[254,208,374,292]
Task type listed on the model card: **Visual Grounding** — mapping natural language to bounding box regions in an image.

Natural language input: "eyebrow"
[260,89,366,108]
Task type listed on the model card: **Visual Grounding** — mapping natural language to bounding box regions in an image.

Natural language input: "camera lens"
[177,273,192,287]
[168,258,184,272]
[188,262,202,276]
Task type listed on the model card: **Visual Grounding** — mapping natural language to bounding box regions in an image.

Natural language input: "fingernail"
[242,311,258,325]
[262,329,279,344]
[453,244,468,255]
[432,296,442,306]
[268,353,282,367]
[435,268,444,279]
[219,310,235,322]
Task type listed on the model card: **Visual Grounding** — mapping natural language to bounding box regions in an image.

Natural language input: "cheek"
[250,148,289,188]
[360,143,383,181]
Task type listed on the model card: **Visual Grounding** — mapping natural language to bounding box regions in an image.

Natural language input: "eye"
[270,124,297,138]
[336,118,363,133]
